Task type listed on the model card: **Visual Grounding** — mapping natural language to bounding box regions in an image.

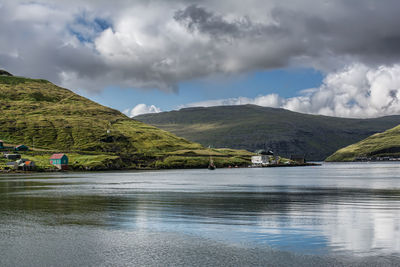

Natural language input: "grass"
[326,124,400,161]
[0,149,123,171]
[0,76,253,170]
[0,76,48,85]
[155,155,250,169]
[168,148,254,157]
[135,105,400,160]
[0,79,203,154]
[21,152,121,170]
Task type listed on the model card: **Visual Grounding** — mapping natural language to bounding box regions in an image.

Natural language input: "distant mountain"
[0,75,251,170]
[135,105,400,160]
[326,124,400,161]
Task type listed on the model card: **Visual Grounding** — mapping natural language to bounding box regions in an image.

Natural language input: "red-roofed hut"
[50,153,68,170]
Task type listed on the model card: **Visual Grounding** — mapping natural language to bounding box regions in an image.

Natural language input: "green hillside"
[0,75,252,170]
[326,124,400,161]
[135,105,400,160]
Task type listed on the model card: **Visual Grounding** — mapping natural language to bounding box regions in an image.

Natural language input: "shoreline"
[0,162,321,174]
[252,162,321,168]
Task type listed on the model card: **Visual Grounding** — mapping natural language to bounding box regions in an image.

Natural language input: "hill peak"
[135,104,400,160]
[0,69,13,76]
[0,77,253,170]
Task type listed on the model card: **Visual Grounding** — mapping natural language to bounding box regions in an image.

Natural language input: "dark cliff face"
[0,70,13,76]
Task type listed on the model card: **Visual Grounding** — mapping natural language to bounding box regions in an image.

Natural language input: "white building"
[251,149,275,167]
[251,155,270,166]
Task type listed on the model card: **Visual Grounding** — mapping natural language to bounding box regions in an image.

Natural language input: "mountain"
[326,124,400,161]
[0,75,252,170]
[0,69,13,76]
[135,105,400,160]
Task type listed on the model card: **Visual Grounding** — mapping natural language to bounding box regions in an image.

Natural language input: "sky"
[1,0,400,118]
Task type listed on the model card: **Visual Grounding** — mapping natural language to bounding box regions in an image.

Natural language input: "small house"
[4,153,21,160]
[270,156,280,165]
[15,145,29,151]
[290,155,306,164]
[251,155,264,166]
[251,150,274,166]
[50,153,68,170]
[25,161,35,170]
[18,160,35,171]
[16,159,29,164]
[0,140,3,149]
[6,162,18,169]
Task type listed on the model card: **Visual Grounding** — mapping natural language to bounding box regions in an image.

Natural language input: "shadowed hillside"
[135,105,400,160]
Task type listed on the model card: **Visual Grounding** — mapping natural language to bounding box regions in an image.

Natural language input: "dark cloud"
[268,0,400,65]
[174,5,241,37]
[1,0,400,93]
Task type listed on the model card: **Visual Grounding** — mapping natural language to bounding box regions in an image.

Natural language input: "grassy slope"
[326,124,400,161]
[0,76,252,170]
[135,105,400,160]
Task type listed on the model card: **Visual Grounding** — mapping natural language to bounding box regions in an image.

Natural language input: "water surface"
[1,162,400,266]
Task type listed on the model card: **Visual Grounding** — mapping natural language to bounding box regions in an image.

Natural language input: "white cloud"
[2,1,400,119]
[2,0,400,93]
[124,104,161,117]
[180,94,282,109]
[256,196,400,254]
[183,64,400,118]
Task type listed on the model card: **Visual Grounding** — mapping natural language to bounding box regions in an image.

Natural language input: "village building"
[251,155,266,166]
[18,160,35,171]
[15,145,29,151]
[290,155,306,164]
[270,156,280,165]
[251,150,274,166]
[6,162,18,169]
[4,153,21,160]
[50,153,68,170]
[16,159,29,164]
[4,158,35,171]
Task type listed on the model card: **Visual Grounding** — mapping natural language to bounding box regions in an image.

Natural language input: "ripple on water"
[1,163,400,264]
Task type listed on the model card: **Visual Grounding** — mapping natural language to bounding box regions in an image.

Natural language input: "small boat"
[208,162,216,170]
[208,156,216,170]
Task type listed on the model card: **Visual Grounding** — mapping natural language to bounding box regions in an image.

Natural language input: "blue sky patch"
[68,12,112,43]
[79,68,324,113]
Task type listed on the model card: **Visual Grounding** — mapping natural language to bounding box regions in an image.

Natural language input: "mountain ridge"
[135,105,400,160]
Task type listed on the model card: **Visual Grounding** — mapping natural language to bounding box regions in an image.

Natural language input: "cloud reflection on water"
[1,164,400,256]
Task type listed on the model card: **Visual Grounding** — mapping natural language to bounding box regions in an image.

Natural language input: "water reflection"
[1,164,400,256]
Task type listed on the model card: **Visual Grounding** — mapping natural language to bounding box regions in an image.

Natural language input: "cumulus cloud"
[1,0,400,93]
[183,64,400,118]
[182,94,282,109]
[124,104,161,117]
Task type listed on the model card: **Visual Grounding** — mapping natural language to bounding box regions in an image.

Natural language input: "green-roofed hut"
[15,144,29,151]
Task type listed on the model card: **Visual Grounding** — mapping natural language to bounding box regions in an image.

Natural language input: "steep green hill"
[135,105,400,160]
[326,124,400,161]
[0,75,252,170]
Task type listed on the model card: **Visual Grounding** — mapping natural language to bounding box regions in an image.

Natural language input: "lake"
[1,162,400,266]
